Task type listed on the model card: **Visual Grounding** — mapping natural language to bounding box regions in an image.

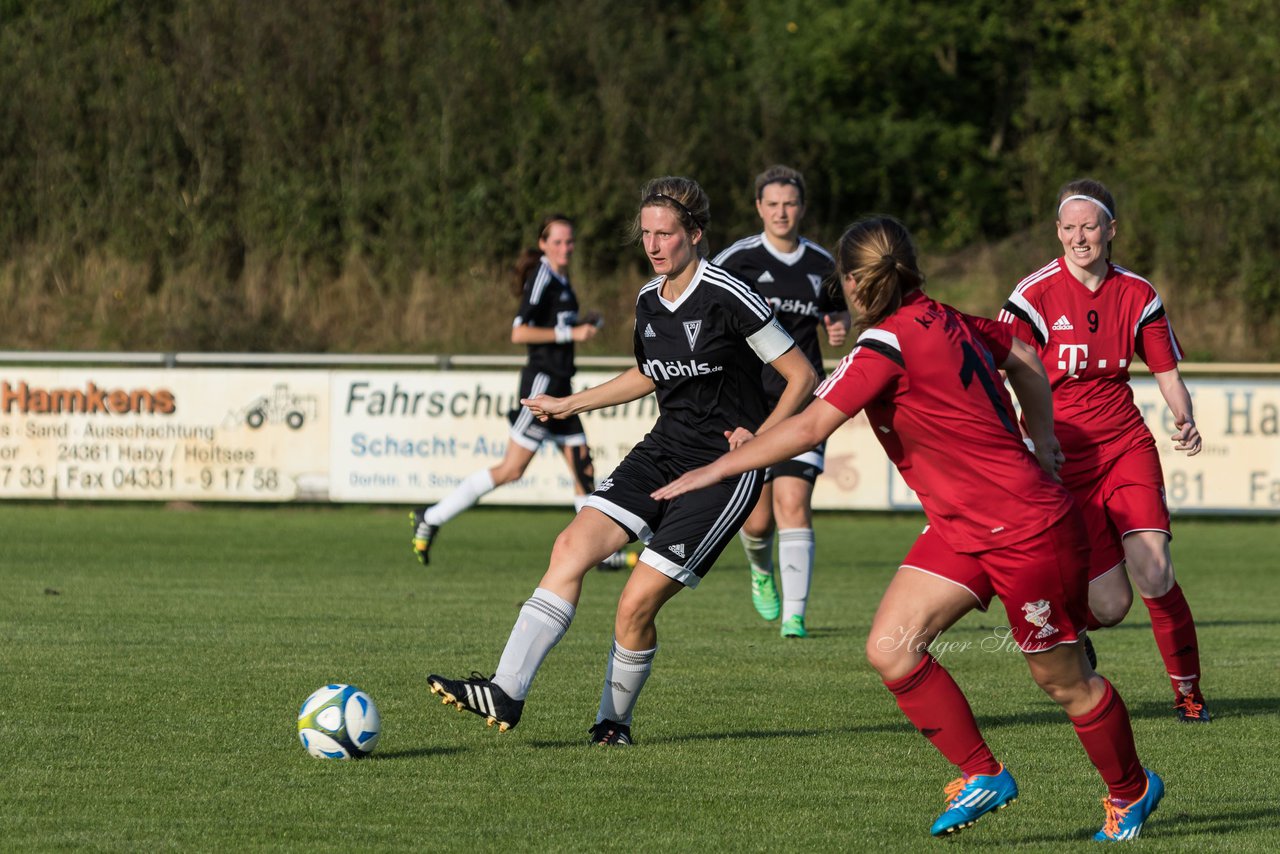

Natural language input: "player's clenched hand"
[723,427,755,450]
[1173,419,1202,456]
[521,394,569,421]
[651,465,719,501]
[1028,435,1065,483]
[823,314,848,347]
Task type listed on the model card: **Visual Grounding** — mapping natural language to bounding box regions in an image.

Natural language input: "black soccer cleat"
[1174,690,1211,723]
[588,719,632,746]
[410,507,439,566]
[1083,634,1098,670]
[427,672,523,732]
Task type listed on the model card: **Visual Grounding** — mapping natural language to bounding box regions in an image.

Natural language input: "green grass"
[3,505,1278,851]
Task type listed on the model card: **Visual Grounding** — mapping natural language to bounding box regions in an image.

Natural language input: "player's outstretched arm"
[652,398,846,500]
[523,366,655,422]
[1153,367,1202,456]
[1001,337,1065,479]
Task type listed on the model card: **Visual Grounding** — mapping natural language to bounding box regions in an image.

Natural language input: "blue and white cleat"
[929,764,1019,836]
[1094,768,1164,842]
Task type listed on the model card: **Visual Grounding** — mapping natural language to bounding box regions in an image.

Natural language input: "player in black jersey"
[409,215,632,570]
[427,177,817,744]
[714,166,850,638]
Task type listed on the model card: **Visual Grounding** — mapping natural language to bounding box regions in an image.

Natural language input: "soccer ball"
[297,683,381,759]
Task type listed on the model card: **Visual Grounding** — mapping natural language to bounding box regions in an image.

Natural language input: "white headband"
[1058,194,1114,221]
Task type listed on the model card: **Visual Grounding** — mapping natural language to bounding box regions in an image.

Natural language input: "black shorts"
[584,438,763,589]
[763,441,825,485]
[507,368,586,451]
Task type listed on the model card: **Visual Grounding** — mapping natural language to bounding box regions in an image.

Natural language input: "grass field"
[3,504,1278,851]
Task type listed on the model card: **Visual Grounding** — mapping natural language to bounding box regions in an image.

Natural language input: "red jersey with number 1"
[997,259,1182,474]
[817,290,1073,553]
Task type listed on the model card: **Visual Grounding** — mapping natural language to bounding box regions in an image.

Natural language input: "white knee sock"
[425,469,495,526]
[778,528,814,620]
[596,639,657,726]
[492,588,575,700]
[740,530,775,575]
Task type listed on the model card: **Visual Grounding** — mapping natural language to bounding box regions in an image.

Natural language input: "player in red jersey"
[998,178,1208,723]
[654,215,1163,842]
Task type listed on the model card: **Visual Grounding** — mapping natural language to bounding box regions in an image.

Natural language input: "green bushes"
[2,1,1277,357]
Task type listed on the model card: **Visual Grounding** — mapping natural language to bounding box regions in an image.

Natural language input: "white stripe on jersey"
[816,347,860,397]
[702,264,772,321]
[512,372,551,434]
[857,328,901,353]
[1118,267,1185,361]
[528,262,553,307]
[799,237,834,263]
[636,277,663,303]
[712,234,763,265]
[1133,293,1163,340]
[997,260,1058,324]
[686,468,760,572]
[1003,291,1049,343]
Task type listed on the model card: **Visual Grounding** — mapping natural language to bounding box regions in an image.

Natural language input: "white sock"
[740,530,775,575]
[596,639,657,726]
[425,469,495,526]
[574,495,588,512]
[778,528,814,620]
[492,588,575,700]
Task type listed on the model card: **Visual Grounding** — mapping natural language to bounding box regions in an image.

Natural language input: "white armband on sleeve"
[747,317,795,364]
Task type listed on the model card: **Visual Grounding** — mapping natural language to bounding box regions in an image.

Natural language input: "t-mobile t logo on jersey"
[1057,343,1089,376]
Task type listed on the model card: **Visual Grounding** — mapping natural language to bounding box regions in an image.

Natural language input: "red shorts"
[1063,445,1171,581]
[900,509,1089,653]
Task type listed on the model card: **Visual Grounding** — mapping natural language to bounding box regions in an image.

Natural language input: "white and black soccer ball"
[297,683,381,759]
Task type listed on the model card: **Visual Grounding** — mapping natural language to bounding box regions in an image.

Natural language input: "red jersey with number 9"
[997,258,1182,475]
[817,290,1073,553]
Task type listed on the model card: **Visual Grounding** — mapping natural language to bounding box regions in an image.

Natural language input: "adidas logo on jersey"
[644,323,657,338]
[757,271,775,284]
[1052,314,1074,331]
[668,543,685,558]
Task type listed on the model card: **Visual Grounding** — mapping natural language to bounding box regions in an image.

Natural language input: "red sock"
[1142,583,1202,697]
[883,655,1000,778]
[1069,677,1145,802]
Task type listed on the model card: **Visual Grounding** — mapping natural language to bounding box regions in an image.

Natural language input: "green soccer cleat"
[410,507,439,566]
[751,570,780,621]
[781,614,808,638]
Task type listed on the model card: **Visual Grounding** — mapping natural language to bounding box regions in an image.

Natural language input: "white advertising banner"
[328,370,656,505]
[0,369,329,501]
[2,365,1277,513]
[1132,378,1280,513]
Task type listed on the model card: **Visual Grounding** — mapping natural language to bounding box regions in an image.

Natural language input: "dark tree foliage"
[1,0,1277,352]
